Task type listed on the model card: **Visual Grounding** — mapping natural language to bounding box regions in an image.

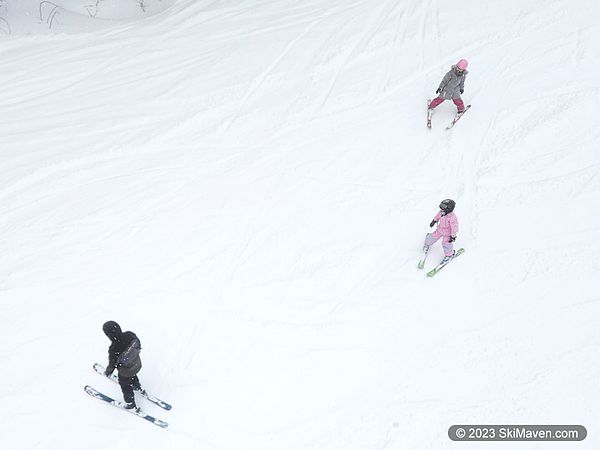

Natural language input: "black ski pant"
[118,374,142,405]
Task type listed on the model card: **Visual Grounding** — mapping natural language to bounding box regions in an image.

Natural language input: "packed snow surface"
[1,0,599,449]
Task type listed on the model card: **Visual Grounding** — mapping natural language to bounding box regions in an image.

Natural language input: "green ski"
[426,248,465,277]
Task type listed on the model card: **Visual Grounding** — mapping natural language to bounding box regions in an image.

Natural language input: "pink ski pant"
[424,230,454,256]
[429,96,465,112]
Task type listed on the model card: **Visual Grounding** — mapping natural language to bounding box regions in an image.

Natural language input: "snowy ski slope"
[1,0,599,449]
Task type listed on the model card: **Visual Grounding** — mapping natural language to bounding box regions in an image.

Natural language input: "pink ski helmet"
[456,59,468,70]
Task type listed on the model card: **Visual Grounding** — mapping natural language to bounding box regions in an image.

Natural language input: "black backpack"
[117,337,141,367]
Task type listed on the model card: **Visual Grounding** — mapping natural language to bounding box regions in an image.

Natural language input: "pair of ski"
[84,363,171,428]
[427,100,471,129]
[418,247,465,277]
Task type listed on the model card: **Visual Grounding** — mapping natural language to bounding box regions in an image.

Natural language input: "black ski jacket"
[104,323,142,378]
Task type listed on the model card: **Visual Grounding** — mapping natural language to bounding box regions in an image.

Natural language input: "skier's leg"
[441,235,454,257]
[132,375,142,392]
[452,98,465,113]
[424,230,442,249]
[429,96,445,109]
[118,375,136,407]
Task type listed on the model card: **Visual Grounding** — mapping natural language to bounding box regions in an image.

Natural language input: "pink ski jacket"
[433,211,459,237]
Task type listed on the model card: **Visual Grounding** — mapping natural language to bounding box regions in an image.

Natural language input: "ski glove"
[460,89,464,94]
[449,236,456,243]
[430,220,437,228]
[436,88,440,94]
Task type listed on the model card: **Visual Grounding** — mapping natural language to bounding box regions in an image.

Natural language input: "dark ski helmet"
[103,321,122,341]
[439,199,456,214]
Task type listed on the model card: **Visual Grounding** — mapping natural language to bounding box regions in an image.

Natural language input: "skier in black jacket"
[103,321,144,409]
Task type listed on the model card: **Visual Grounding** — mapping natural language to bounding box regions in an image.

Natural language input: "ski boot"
[440,250,455,265]
[134,385,147,396]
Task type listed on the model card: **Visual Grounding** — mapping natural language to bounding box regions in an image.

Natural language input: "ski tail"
[427,99,432,128]
[418,248,428,269]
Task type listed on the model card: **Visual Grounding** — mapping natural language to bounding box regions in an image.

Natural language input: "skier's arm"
[430,211,442,227]
[450,215,459,237]
[133,333,141,351]
[106,347,118,376]
[438,71,452,93]
[459,74,466,94]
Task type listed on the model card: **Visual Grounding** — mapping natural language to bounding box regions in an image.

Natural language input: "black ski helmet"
[103,321,122,341]
[439,199,456,214]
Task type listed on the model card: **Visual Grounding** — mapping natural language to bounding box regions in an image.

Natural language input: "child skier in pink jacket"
[424,199,459,263]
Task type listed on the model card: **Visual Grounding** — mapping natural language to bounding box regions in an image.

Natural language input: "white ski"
[446,105,471,129]
[84,385,168,428]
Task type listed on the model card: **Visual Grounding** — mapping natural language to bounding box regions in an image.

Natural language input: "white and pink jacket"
[432,211,459,237]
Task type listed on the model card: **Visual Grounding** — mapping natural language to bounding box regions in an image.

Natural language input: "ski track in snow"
[1,0,599,449]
